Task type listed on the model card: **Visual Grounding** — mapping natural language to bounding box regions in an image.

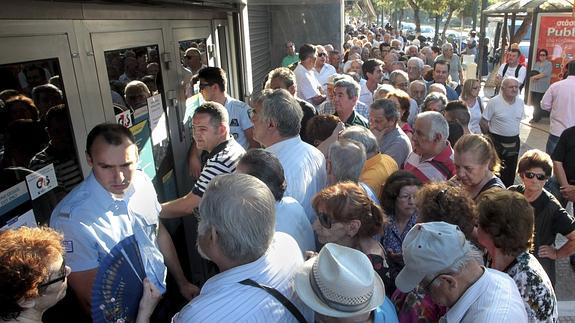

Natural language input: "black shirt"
[551,125,575,183]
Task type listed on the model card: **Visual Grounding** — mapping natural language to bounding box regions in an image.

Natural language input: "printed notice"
[25,164,58,200]
[116,110,133,128]
[147,94,168,145]
[1,209,37,231]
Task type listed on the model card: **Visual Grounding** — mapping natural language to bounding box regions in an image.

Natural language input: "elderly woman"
[295,243,399,323]
[312,181,392,295]
[453,134,505,200]
[380,171,421,267]
[0,227,69,323]
[385,89,413,138]
[477,190,558,322]
[529,48,552,123]
[460,79,483,134]
[508,149,575,285]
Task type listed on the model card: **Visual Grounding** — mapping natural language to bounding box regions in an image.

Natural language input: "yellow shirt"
[360,153,398,198]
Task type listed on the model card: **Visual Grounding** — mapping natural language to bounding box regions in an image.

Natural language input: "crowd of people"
[1,21,575,323]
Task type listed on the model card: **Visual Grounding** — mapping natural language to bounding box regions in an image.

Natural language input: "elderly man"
[282,40,300,67]
[404,111,455,183]
[428,60,459,101]
[541,60,575,155]
[183,47,206,75]
[314,45,337,92]
[172,174,313,322]
[236,149,315,254]
[383,52,399,80]
[409,80,427,106]
[294,44,325,106]
[407,57,425,82]
[328,50,342,72]
[436,43,463,85]
[251,89,327,222]
[396,221,528,321]
[333,78,369,127]
[162,102,246,217]
[389,70,410,93]
[340,126,398,197]
[369,98,412,166]
[124,80,151,110]
[480,77,524,187]
[327,139,379,203]
[266,67,318,144]
[359,59,384,107]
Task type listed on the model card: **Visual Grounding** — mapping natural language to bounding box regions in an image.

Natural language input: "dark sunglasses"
[39,259,67,288]
[318,52,327,57]
[199,82,212,90]
[523,171,547,181]
[317,212,333,229]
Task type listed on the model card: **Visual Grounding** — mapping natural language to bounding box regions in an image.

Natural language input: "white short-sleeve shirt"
[482,94,524,137]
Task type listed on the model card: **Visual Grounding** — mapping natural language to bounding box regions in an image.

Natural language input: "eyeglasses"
[422,272,447,293]
[248,108,256,119]
[523,171,547,181]
[539,53,547,57]
[39,259,67,288]
[318,52,327,57]
[317,212,334,229]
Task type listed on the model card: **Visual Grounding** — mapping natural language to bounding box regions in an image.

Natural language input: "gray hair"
[389,70,409,86]
[417,111,449,141]
[422,92,448,112]
[501,77,520,88]
[198,173,276,263]
[334,78,360,99]
[266,67,296,89]
[370,98,400,121]
[250,89,274,107]
[427,242,483,287]
[407,57,424,70]
[340,126,379,155]
[124,80,151,97]
[441,43,453,52]
[260,89,303,137]
[374,84,396,100]
[328,139,367,182]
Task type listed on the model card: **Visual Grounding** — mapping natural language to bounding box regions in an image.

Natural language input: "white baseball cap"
[294,243,385,318]
[395,221,469,292]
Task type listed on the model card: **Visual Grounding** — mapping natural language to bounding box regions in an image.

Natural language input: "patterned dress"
[505,252,558,322]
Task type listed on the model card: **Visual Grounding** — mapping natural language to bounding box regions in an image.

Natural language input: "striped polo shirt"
[192,138,245,197]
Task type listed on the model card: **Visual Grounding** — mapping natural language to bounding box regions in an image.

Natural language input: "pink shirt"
[542,76,575,136]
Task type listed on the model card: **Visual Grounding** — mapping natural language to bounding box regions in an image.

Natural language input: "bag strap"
[429,159,453,179]
[239,279,307,323]
[502,63,509,77]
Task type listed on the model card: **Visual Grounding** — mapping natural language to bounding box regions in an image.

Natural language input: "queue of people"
[1,21,575,323]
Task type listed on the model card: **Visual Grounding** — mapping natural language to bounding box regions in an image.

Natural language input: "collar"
[421,141,453,162]
[267,135,301,153]
[201,138,232,164]
[85,171,135,209]
[334,110,357,126]
[443,267,488,322]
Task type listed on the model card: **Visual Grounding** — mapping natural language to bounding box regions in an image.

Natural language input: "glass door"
[0,34,87,228]
[91,29,178,202]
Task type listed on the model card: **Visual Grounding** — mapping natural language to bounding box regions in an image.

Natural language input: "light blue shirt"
[373,297,400,323]
[225,96,253,149]
[275,197,316,254]
[50,170,166,292]
[172,232,313,322]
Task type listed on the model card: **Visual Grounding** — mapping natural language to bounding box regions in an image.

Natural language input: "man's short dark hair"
[86,123,136,157]
[431,46,441,55]
[362,59,384,78]
[45,104,68,127]
[197,67,227,92]
[299,44,316,61]
[433,60,451,72]
[509,48,521,56]
[238,149,287,201]
[193,102,229,128]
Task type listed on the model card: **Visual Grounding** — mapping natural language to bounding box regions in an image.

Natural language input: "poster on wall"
[533,13,575,84]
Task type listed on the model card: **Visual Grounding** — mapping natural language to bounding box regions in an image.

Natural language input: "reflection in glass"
[0,59,82,226]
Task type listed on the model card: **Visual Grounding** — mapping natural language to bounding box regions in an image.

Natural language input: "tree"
[375,0,409,29]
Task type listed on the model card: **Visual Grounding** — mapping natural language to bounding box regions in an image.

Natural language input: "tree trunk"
[406,0,421,32]
[510,13,533,45]
[434,15,441,45]
[442,9,455,43]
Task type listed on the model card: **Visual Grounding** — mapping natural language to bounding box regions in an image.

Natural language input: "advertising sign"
[533,13,575,84]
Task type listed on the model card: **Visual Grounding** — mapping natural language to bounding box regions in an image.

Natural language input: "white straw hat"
[395,221,468,292]
[294,243,385,318]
